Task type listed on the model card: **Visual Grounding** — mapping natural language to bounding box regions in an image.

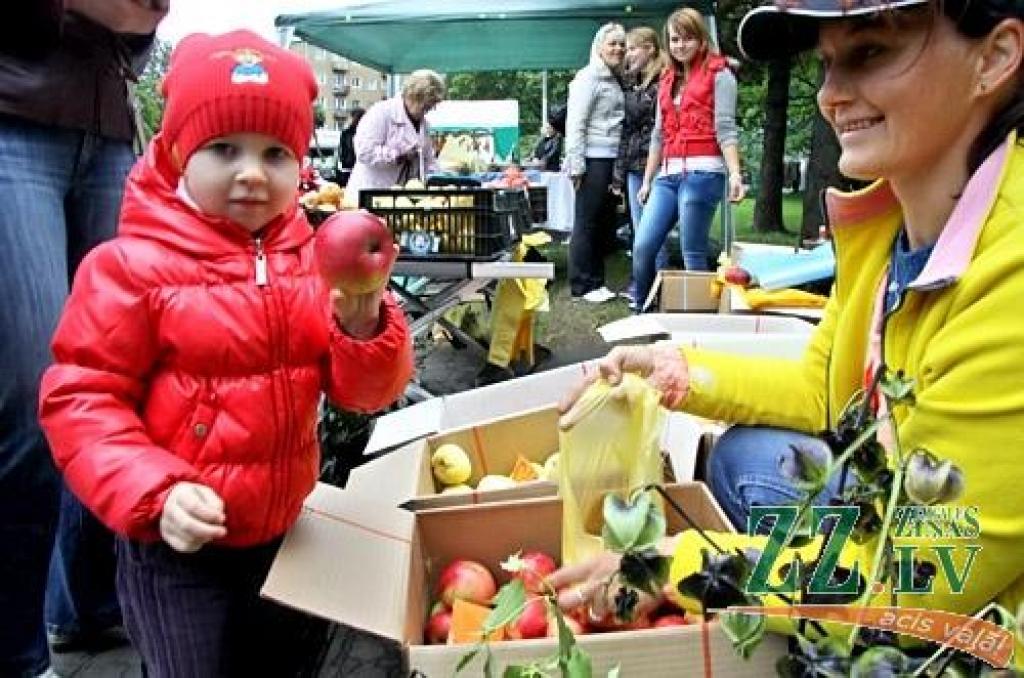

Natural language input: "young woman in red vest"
[631,8,746,310]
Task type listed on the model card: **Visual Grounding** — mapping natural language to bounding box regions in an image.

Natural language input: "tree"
[801,63,843,240]
[753,56,791,233]
[136,38,172,139]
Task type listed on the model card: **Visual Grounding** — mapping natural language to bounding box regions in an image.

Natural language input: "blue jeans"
[705,426,843,534]
[632,171,724,309]
[624,171,668,308]
[0,114,133,676]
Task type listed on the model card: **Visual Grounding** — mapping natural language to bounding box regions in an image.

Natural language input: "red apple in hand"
[507,596,548,639]
[436,559,497,608]
[314,210,396,294]
[513,551,558,594]
[424,601,453,644]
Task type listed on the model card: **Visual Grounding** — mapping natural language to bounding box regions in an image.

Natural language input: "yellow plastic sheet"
[558,373,666,565]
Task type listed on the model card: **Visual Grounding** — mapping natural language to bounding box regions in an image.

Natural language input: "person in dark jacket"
[530,121,562,171]
[337,106,365,181]
[0,2,167,675]
[614,26,667,309]
[38,31,413,677]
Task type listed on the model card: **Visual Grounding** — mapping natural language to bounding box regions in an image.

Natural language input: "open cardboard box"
[599,312,814,359]
[352,405,707,511]
[364,363,592,456]
[263,482,786,676]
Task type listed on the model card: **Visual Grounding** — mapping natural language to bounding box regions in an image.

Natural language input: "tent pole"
[541,69,548,130]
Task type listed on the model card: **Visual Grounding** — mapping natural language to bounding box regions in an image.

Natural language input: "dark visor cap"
[737,0,929,61]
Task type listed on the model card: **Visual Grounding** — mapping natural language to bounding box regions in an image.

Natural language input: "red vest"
[658,53,728,160]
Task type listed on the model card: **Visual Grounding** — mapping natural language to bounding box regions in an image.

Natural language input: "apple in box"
[424,603,452,644]
[314,210,396,294]
[436,559,497,608]
[512,550,558,594]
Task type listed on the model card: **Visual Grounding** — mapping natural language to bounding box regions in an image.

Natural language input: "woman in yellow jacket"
[551,0,1024,667]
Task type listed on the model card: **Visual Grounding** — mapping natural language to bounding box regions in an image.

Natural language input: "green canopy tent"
[275,0,716,75]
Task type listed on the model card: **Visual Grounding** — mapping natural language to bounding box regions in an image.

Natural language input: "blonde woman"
[347,69,446,205]
[614,26,668,308]
[565,22,626,303]
[632,8,745,309]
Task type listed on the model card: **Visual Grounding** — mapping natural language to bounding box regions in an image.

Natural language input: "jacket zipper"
[254,237,268,286]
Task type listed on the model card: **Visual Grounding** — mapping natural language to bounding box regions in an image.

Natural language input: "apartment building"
[289,40,389,131]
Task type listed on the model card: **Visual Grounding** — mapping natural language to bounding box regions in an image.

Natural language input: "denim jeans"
[0,114,133,676]
[632,170,724,309]
[705,426,843,534]
[625,171,667,307]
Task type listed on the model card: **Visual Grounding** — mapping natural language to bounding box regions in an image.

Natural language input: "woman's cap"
[161,30,317,165]
[737,0,929,61]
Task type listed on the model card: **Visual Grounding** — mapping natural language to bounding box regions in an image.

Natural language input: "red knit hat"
[161,30,317,167]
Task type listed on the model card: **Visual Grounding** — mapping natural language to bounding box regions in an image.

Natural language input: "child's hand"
[160,482,228,553]
[330,244,398,339]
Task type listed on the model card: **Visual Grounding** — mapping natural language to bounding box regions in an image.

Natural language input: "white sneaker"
[581,286,616,303]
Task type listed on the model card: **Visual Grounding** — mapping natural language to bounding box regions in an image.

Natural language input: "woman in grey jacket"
[565,22,626,302]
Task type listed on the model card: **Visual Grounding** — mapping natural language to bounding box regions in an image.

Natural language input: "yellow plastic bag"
[486,232,552,368]
[558,373,666,565]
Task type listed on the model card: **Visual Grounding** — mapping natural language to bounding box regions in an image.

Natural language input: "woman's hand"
[330,244,397,338]
[160,482,227,553]
[727,172,746,203]
[547,552,664,624]
[558,345,690,428]
[637,181,651,205]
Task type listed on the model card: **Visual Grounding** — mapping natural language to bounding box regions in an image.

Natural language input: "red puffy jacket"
[39,136,414,546]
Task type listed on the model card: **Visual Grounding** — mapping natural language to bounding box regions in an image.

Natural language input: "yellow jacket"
[669,138,1024,664]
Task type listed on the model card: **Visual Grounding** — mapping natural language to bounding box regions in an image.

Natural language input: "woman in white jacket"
[565,23,626,303]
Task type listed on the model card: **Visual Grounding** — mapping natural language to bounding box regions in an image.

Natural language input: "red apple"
[436,559,497,608]
[652,614,691,628]
[314,210,396,294]
[723,265,752,287]
[514,551,558,594]
[507,596,548,640]
[424,607,452,644]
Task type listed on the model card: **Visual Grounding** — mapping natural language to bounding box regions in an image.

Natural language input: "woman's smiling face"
[816,11,985,182]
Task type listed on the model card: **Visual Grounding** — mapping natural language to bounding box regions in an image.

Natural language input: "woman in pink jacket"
[346,70,445,206]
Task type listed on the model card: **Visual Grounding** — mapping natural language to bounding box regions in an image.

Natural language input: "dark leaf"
[850,645,913,677]
[618,550,670,597]
[612,586,639,622]
[676,549,751,611]
[455,646,481,674]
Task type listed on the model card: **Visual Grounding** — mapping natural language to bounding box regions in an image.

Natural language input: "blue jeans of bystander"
[0,114,133,676]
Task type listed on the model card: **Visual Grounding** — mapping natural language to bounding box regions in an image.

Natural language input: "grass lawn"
[447,193,807,355]
[531,194,806,348]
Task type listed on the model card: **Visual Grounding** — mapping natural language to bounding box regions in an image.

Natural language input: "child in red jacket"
[38,31,413,676]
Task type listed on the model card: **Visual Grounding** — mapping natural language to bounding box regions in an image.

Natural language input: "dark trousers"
[116,538,330,678]
[569,157,618,296]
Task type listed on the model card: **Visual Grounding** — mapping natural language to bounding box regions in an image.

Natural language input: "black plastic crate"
[527,185,548,224]
[359,188,513,261]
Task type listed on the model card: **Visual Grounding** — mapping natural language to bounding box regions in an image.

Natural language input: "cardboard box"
[364,362,591,455]
[263,482,786,677]
[642,270,720,313]
[353,405,706,511]
[598,312,814,359]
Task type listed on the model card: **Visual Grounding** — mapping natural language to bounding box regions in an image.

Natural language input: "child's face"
[183,132,300,233]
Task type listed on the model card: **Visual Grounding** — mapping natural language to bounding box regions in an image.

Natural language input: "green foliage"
[136,39,172,139]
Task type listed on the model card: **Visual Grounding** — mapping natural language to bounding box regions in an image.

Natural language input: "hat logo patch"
[229,48,268,85]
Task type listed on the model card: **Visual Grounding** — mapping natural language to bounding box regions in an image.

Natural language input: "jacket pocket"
[168,388,220,465]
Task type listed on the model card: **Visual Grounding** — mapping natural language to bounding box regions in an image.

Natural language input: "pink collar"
[910,139,1009,290]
